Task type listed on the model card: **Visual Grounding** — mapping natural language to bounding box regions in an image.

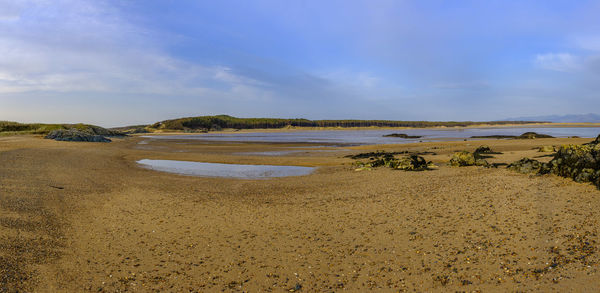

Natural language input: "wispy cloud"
[0,1,225,96]
[2,1,600,125]
[535,53,581,72]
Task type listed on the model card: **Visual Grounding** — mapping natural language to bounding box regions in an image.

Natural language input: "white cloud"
[0,0,410,125]
[0,0,276,99]
[534,53,581,72]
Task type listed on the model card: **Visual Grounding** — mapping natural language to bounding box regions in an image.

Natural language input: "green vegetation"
[150,115,542,131]
[0,121,121,136]
[1,115,547,136]
[109,125,150,134]
[0,121,66,135]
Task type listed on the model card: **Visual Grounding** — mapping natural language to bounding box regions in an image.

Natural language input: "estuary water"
[143,127,600,145]
[137,159,315,179]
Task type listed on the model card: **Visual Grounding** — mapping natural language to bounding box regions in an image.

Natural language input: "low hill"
[149,115,544,132]
[0,121,122,136]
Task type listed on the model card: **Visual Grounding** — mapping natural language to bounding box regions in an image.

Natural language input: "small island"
[471,132,555,139]
[383,133,422,138]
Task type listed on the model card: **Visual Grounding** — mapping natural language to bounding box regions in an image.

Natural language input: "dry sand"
[1,135,600,292]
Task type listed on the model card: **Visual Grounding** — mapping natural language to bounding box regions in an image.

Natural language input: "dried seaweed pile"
[351,151,436,171]
[449,146,503,167]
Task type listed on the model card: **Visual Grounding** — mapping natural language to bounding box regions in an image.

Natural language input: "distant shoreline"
[140,122,600,136]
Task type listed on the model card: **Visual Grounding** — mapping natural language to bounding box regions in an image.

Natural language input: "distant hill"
[0,121,122,136]
[148,115,542,132]
[505,114,600,123]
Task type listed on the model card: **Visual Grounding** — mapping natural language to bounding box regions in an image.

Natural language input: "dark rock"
[346,150,437,160]
[352,151,436,171]
[45,129,111,142]
[584,134,600,145]
[474,145,502,155]
[347,151,408,159]
[507,158,543,174]
[491,162,508,168]
[289,284,302,292]
[515,132,554,139]
[539,144,600,184]
[474,146,492,153]
[383,133,422,139]
[509,137,600,188]
[393,155,434,171]
[44,124,124,142]
[78,125,122,136]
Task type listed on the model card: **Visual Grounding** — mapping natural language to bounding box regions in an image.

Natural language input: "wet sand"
[1,135,600,292]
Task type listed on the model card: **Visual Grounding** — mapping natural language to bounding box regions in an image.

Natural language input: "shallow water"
[137,159,315,179]
[143,127,600,145]
[233,149,343,156]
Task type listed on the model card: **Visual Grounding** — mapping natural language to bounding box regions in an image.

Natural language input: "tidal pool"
[137,159,315,179]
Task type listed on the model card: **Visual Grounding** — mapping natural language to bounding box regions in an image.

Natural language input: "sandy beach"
[1,135,600,292]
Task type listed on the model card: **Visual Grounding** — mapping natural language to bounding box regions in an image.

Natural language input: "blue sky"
[1,0,599,127]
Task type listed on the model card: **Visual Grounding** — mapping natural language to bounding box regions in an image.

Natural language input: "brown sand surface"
[1,135,600,292]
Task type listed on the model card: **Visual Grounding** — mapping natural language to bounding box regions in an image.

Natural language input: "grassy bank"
[150,115,544,132]
[0,121,120,136]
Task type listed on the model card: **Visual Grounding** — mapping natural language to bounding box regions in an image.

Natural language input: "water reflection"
[137,159,314,179]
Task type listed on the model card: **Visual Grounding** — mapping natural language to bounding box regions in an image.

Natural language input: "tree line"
[150,115,542,131]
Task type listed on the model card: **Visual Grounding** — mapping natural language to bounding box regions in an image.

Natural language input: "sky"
[1,0,599,127]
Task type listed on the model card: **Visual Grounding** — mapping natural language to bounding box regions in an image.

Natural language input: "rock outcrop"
[515,132,554,139]
[507,158,543,174]
[44,126,123,142]
[449,151,489,167]
[45,129,112,142]
[352,151,436,171]
[450,151,476,166]
[540,143,600,185]
[449,146,502,167]
[508,135,600,188]
[585,134,600,145]
[474,146,493,154]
